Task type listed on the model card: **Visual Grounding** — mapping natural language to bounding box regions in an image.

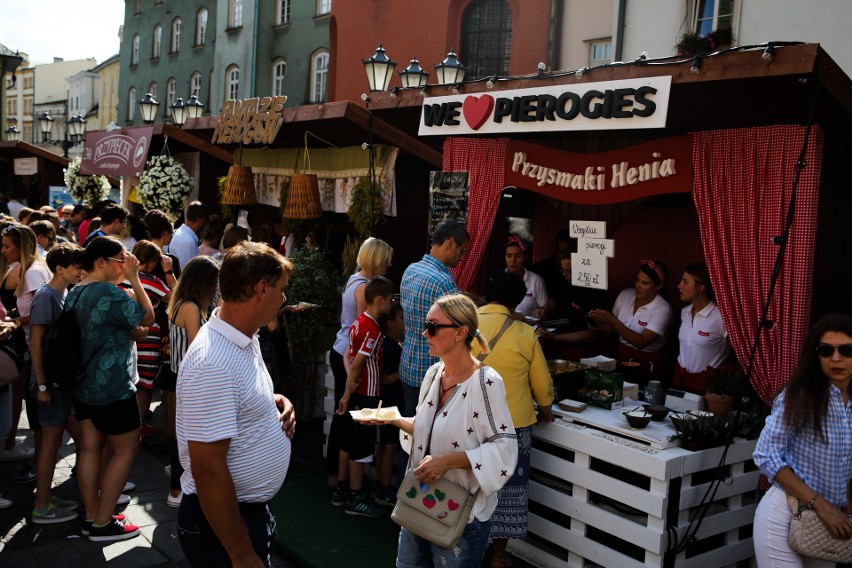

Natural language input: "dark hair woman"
[589,259,672,381]
[503,235,548,320]
[753,314,852,565]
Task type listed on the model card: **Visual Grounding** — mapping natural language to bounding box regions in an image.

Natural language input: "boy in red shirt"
[334,276,394,517]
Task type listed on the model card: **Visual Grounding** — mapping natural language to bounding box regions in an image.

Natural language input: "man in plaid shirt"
[399,220,469,417]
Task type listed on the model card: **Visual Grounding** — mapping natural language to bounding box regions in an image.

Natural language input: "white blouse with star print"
[400,363,519,523]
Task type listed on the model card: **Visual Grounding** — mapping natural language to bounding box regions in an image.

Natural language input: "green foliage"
[285,245,341,364]
[217,176,233,219]
[347,179,385,238]
[705,367,742,397]
[670,413,733,448]
[277,177,302,232]
[676,28,733,54]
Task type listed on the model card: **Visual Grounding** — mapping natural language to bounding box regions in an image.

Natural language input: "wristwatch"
[37,384,48,392]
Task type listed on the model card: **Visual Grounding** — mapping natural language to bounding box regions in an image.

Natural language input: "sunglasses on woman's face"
[424,320,459,336]
[816,344,852,358]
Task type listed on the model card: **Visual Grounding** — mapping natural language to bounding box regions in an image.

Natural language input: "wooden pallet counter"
[509,417,759,568]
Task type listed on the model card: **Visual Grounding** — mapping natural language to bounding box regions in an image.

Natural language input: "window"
[23,76,33,90]
[226,65,240,99]
[128,87,136,121]
[190,71,202,96]
[588,39,612,67]
[272,59,286,96]
[460,0,513,80]
[316,0,331,16]
[149,81,158,100]
[166,78,176,116]
[131,34,140,65]
[6,99,16,116]
[23,97,32,115]
[171,18,182,52]
[153,25,162,58]
[22,123,32,143]
[694,0,734,36]
[230,0,243,28]
[196,8,208,45]
[277,0,291,24]
[310,51,329,103]
[134,0,141,15]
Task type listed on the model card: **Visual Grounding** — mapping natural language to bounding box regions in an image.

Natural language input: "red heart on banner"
[462,95,494,130]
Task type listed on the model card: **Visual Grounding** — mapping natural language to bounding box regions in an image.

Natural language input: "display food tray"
[551,402,679,449]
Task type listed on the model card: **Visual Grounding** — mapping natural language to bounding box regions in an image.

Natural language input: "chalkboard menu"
[429,171,469,235]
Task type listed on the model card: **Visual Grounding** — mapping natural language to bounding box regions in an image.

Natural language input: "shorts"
[28,383,72,427]
[74,396,141,436]
[341,393,379,461]
[380,381,404,446]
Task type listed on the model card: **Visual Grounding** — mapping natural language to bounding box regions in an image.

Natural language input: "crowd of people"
[0,193,849,567]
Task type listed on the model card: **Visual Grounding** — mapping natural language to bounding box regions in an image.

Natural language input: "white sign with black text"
[571,220,610,290]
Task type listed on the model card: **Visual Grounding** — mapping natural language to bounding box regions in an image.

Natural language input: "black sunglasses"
[424,320,459,336]
[816,344,852,358]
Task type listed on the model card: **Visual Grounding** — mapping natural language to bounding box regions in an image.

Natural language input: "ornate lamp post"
[363,43,397,92]
[434,49,466,85]
[138,93,160,124]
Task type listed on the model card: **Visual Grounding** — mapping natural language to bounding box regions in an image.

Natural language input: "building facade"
[3,52,33,143]
[32,58,97,156]
[92,54,122,131]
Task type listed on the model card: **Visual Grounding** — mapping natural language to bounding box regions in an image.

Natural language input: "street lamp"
[399,56,430,89]
[434,49,466,85]
[171,97,188,127]
[38,111,55,142]
[37,111,86,158]
[138,92,160,124]
[5,125,20,142]
[67,114,87,139]
[184,95,205,119]
[363,43,397,92]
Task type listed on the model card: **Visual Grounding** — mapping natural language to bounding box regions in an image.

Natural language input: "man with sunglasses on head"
[399,220,468,420]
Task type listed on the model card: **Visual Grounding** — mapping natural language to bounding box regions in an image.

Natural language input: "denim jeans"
[396,518,492,568]
[177,493,276,567]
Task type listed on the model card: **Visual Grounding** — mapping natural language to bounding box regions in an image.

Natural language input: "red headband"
[506,235,526,252]
[640,259,665,284]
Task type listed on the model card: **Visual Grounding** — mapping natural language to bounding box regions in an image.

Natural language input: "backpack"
[45,287,90,391]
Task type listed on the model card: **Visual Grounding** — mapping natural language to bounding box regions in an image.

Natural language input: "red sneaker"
[88,518,140,542]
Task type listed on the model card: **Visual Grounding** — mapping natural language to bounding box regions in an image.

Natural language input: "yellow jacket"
[472,304,555,428]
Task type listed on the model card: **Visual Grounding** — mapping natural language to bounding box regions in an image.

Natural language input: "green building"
[118,0,331,126]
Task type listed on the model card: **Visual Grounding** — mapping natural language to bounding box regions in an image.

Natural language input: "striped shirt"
[754,386,852,508]
[177,309,291,502]
[348,312,384,397]
[399,254,459,387]
[168,301,206,373]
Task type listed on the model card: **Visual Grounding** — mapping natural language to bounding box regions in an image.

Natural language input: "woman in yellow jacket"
[472,271,555,568]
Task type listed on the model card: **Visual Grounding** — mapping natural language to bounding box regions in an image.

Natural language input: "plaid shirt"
[399,254,459,387]
[754,386,852,508]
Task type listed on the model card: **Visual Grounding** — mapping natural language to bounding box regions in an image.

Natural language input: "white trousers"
[753,485,834,568]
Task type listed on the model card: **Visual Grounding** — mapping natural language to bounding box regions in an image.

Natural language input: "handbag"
[392,468,475,548]
[153,362,177,391]
[787,493,852,563]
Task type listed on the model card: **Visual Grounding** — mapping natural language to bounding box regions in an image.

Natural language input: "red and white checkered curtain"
[691,125,823,404]
[442,137,509,291]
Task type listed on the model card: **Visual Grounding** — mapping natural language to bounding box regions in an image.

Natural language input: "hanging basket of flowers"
[63,157,111,207]
[137,155,194,218]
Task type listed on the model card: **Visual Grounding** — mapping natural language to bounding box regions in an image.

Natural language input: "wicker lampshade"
[221,165,257,205]
[284,173,323,219]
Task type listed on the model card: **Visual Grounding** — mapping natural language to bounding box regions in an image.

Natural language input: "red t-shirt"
[348,312,384,397]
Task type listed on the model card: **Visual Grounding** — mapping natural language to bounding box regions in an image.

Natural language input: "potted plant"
[670,412,733,451]
[676,28,733,55]
[137,155,194,218]
[63,157,111,207]
[704,367,741,416]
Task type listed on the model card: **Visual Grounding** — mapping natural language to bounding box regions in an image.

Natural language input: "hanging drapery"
[691,125,823,404]
[442,137,509,290]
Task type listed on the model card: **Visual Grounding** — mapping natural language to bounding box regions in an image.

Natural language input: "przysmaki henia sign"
[418,77,671,136]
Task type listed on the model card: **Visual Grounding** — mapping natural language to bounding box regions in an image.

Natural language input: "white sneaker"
[116,493,131,506]
[0,443,34,462]
[123,481,136,492]
[0,495,12,509]
[166,491,182,508]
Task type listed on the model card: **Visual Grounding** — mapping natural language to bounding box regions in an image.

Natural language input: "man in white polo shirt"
[176,241,296,567]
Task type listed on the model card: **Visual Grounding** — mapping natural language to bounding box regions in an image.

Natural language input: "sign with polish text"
[81,127,154,176]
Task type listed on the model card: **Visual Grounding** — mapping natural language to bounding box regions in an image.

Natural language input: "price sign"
[571,253,607,290]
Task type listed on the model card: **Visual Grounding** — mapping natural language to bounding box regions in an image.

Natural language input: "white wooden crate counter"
[509,417,759,568]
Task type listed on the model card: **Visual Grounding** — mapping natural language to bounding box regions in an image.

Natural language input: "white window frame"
[226,65,240,100]
[230,0,244,28]
[131,34,140,65]
[693,0,735,36]
[316,0,331,16]
[588,39,612,67]
[153,25,162,58]
[190,72,202,97]
[149,81,158,100]
[277,0,291,24]
[272,59,286,96]
[197,8,208,45]
[171,18,182,52]
[311,50,329,103]
[166,78,176,116]
[128,87,136,121]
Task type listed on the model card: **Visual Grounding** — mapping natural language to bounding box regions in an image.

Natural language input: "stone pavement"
[0,398,292,567]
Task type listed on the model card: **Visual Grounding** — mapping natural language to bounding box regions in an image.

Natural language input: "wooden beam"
[344,103,443,167]
[161,123,233,163]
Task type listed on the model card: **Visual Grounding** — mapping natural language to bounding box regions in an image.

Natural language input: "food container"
[623,409,652,429]
[547,359,587,400]
[576,368,625,410]
[643,404,670,421]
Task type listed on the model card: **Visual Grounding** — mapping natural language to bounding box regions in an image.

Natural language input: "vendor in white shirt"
[673,262,732,393]
[590,259,672,381]
[504,235,547,320]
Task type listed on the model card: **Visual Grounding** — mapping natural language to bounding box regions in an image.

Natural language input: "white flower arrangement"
[137,155,194,218]
[63,157,111,207]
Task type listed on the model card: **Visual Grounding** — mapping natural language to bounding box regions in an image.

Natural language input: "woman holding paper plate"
[370,294,517,567]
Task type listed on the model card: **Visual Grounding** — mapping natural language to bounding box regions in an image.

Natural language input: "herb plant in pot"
[670,412,732,451]
[704,368,740,416]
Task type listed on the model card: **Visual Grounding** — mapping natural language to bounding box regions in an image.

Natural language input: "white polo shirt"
[677,302,730,373]
[612,288,672,353]
[177,309,291,502]
[514,269,548,317]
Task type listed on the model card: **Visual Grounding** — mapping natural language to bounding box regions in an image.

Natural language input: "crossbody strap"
[476,316,514,362]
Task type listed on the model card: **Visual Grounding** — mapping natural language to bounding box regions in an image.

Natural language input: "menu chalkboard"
[429,171,469,235]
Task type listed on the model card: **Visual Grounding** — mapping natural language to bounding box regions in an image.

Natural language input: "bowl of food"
[643,404,670,422]
[623,409,652,429]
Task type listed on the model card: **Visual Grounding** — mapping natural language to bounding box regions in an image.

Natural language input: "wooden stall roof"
[361,43,852,149]
[0,141,120,186]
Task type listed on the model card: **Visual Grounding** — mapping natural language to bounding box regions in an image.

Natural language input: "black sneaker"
[345,492,386,517]
[330,486,350,507]
[82,514,127,537]
[88,518,140,542]
[373,487,397,507]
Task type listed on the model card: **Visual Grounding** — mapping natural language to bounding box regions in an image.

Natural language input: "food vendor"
[504,235,548,320]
